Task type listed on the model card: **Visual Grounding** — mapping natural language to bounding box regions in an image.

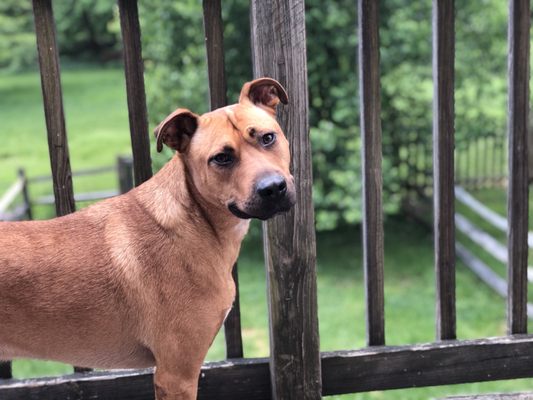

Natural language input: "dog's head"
[154,78,295,221]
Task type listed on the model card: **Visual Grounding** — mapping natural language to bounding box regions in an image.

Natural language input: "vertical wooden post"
[18,168,32,220]
[250,0,322,398]
[32,0,75,217]
[118,0,152,187]
[358,0,385,347]
[202,0,244,359]
[0,361,11,379]
[507,0,530,334]
[203,0,228,110]
[117,156,134,194]
[432,0,456,341]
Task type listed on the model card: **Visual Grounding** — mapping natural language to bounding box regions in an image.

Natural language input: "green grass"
[3,68,533,398]
[0,67,134,219]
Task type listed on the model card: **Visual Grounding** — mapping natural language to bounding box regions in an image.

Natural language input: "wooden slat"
[202,0,243,359]
[32,0,75,217]
[507,0,530,334]
[202,0,228,110]
[432,0,456,340]
[17,169,32,220]
[322,336,533,395]
[0,179,24,214]
[250,0,322,399]
[118,0,152,186]
[456,243,533,318]
[0,362,11,379]
[29,166,116,183]
[442,393,533,400]
[223,264,244,358]
[34,190,119,206]
[358,0,385,346]
[4,337,533,398]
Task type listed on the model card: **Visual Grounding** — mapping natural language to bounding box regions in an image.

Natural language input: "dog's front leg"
[152,324,220,400]
[153,363,201,400]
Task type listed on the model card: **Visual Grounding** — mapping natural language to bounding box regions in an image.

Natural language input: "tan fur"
[0,78,294,400]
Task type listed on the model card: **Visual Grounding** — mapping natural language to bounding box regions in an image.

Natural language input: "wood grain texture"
[202,0,244,358]
[507,0,530,334]
[202,0,228,110]
[5,337,533,398]
[223,264,244,358]
[250,0,322,399]
[321,336,533,395]
[118,0,152,186]
[432,0,456,341]
[358,0,385,346]
[0,360,271,400]
[32,0,75,217]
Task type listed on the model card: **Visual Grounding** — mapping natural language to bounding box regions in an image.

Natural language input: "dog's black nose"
[257,175,287,200]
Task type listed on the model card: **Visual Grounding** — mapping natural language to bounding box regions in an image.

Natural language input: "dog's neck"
[133,154,250,246]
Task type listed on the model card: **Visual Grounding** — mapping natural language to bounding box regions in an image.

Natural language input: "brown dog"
[0,78,295,399]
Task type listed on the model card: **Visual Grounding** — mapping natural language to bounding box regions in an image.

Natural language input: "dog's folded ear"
[154,109,199,153]
[239,77,288,116]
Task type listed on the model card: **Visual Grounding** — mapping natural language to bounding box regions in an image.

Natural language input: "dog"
[0,77,295,400]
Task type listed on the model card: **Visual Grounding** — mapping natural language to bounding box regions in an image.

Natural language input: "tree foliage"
[0,0,511,230]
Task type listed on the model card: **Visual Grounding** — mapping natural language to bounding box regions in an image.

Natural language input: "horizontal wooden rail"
[456,243,533,318]
[0,179,24,214]
[34,190,119,206]
[29,166,116,183]
[456,186,533,248]
[3,336,533,399]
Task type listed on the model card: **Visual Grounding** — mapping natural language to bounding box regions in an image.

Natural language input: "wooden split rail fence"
[1,0,533,399]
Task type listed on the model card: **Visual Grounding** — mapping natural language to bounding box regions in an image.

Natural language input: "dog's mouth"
[228,201,293,221]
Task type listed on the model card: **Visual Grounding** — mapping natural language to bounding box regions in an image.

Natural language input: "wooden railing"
[1,0,532,399]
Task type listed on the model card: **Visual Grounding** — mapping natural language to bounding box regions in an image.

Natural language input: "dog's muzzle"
[228,174,295,220]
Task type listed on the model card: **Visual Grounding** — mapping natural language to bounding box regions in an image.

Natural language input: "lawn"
[2,68,533,399]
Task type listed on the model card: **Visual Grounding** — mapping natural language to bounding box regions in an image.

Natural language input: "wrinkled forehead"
[198,103,283,138]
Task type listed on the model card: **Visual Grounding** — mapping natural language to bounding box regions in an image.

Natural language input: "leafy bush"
[0,0,510,230]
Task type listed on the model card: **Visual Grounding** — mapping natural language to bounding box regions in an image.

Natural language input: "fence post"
[358,0,386,347]
[507,0,530,334]
[202,0,244,359]
[250,0,322,398]
[17,168,32,220]
[32,0,75,217]
[118,0,152,187]
[117,156,134,194]
[0,361,11,379]
[432,0,456,341]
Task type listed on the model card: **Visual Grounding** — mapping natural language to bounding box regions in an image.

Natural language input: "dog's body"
[0,78,294,399]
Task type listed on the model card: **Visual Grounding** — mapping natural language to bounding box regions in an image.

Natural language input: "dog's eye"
[261,132,276,147]
[211,152,234,167]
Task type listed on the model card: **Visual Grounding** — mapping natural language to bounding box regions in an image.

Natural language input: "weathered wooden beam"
[32,0,75,217]
[118,0,152,186]
[250,0,322,398]
[202,0,243,359]
[358,0,385,346]
[202,0,228,110]
[507,0,530,334]
[432,0,456,341]
[0,362,11,380]
[321,336,533,395]
[4,337,533,398]
[0,179,24,214]
[456,243,533,318]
